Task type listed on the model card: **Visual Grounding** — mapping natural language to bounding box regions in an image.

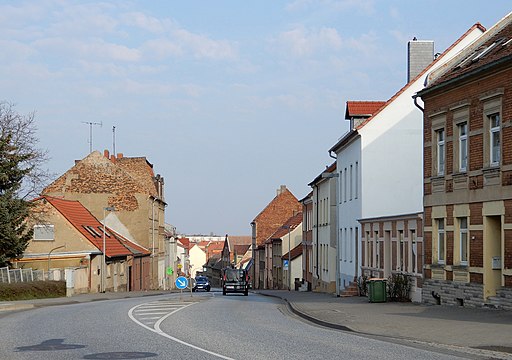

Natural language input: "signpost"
[175,276,188,289]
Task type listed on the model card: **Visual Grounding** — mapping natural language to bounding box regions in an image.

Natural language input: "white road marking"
[129,301,235,360]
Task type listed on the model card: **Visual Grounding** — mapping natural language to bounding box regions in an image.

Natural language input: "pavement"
[2,289,512,358]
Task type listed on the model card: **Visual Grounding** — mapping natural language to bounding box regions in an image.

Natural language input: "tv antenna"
[82,121,102,153]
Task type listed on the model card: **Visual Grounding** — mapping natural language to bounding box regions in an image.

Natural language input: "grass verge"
[0,281,66,301]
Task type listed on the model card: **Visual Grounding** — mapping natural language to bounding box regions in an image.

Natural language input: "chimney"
[117,153,123,159]
[277,185,287,196]
[407,38,434,83]
[103,149,110,159]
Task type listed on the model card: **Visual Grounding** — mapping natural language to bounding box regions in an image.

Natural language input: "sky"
[0,1,510,236]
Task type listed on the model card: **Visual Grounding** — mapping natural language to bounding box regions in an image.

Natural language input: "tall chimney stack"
[407,38,434,83]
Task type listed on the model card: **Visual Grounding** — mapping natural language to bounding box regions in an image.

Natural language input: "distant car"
[222,268,249,296]
[192,276,211,292]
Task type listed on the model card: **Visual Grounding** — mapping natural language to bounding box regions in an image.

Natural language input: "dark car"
[192,276,211,292]
[222,268,249,296]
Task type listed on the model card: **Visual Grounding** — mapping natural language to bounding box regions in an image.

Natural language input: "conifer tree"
[0,102,48,267]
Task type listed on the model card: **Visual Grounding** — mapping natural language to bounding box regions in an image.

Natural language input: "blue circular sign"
[175,276,189,289]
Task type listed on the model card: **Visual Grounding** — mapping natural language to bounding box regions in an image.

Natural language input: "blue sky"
[0,1,510,236]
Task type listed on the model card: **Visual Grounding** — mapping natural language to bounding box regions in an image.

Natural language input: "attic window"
[82,225,101,238]
[98,227,111,238]
[34,225,55,241]
[472,42,498,62]
[502,38,512,47]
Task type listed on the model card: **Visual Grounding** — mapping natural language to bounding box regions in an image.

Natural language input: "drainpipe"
[412,93,425,285]
[314,184,319,280]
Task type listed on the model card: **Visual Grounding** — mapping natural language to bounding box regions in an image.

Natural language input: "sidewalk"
[256,290,512,357]
[2,289,512,357]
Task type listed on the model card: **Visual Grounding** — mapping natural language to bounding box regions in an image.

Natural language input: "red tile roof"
[282,243,303,261]
[267,212,303,242]
[345,101,386,120]
[426,15,512,90]
[41,196,145,258]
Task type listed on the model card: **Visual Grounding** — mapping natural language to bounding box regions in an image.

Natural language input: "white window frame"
[489,113,500,166]
[437,219,445,264]
[437,129,445,175]
[459,122,468,172]
[459,217,468,265]
[33,224,55,241]
[355,162,359,199]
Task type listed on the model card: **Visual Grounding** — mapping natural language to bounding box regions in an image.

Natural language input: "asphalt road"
[0,291,476,360]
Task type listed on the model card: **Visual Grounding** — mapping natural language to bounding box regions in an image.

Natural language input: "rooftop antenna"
[112,126,116,157]
[82,121,102,153]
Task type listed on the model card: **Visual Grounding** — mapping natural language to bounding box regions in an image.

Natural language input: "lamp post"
[48,245,66,279]
[282,225,292,291]
[102,206,115,293]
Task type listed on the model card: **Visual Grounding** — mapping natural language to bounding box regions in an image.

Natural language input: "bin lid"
[368,278,387,281]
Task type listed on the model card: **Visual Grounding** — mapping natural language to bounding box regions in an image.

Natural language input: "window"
[33,225,54,241]
[437,219,445,264]
[459,122,468,172]
[339,170,343,203]
[398,230,404,271]
[355,162,359,199]
[349,164,353,200]
[459,217,468,265]
[489,113,500,166]
[344,168,347,202]
[366,231,371,266]
[437,129,445,175]
[410,230,416,273]
[374,231,379,268]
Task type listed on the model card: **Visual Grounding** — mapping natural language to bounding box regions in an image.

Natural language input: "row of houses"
[250,12,512,309]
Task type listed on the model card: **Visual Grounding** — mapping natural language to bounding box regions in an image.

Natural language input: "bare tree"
[0,101,52,199]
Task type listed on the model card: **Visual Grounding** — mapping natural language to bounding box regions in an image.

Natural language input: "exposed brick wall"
[470,230,483,267]
[446,231,454,265]
[470,203,483,225]
[424,231,432,264]
[470,273,483,284]
[505,229,512,268]
[253,188,301,247]
[424,207,432,227]
[469,134,483,171]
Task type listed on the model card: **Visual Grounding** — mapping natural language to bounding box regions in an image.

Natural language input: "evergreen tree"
[0,134,33,266]
[0,102,48,267]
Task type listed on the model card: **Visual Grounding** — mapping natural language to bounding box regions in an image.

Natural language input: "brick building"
[43,150,166,290]
[417,12,512,308]
[250,185,302,289]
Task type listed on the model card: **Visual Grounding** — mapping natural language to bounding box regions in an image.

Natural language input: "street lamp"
[282,225,292,291]
[48,245,66,279]
[102,206,115,293]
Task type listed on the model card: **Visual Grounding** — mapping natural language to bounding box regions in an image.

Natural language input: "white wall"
[336,136,362,290]
[189,244,206,277]
[359,25,484,220]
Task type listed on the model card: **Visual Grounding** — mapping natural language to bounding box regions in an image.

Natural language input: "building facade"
[418,13,512,308]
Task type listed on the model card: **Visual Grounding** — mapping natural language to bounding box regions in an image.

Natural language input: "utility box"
[368,278,387,303]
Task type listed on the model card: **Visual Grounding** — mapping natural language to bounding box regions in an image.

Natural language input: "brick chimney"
[103,149,110,159]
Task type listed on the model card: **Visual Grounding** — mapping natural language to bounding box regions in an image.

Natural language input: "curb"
[255,291,354,332]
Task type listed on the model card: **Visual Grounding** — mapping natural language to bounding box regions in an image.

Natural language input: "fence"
[0,266,65,284]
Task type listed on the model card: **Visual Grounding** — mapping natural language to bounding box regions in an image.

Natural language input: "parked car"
[192,276,211,292]
[222,267,249,296]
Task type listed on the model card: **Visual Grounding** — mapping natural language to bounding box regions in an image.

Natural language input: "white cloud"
[286,0,375,14]
[121,12,168,34]
[174,29,238,60]
[142,39,183,59]
[273,26,342,57]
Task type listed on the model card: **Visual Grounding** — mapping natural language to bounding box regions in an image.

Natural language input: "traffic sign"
[175,276,188,289]
[166,267,173,276]
[283,260,289,270]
